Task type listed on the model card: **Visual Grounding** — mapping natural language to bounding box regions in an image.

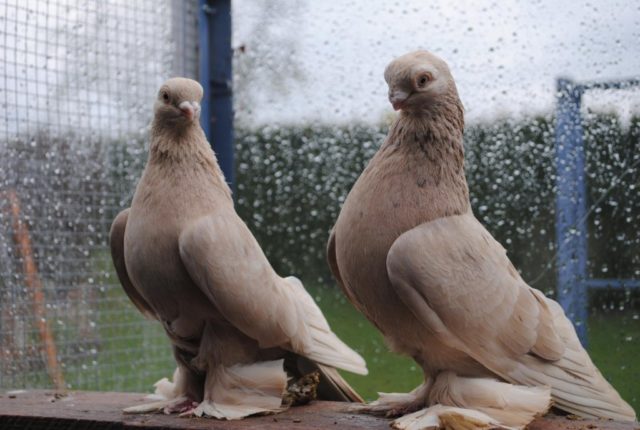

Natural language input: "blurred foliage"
[235,123,386,283]
[235,114,640,310]
[584,115,640,281]
[2,113,638,394]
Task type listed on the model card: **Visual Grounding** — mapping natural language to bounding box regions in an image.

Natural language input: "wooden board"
[0,390,637,430]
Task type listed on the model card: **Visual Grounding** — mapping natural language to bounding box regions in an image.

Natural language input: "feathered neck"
[147,120,230,196]
[386,91,465,171]
[149,121,212,164]
[381,90,470,212]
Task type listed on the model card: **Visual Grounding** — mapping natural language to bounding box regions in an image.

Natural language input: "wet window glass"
[0,0,637,413]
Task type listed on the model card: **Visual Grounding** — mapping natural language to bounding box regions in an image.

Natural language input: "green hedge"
[235,115,640,305]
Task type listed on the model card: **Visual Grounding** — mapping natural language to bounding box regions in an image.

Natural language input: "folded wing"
[178,211,367,376]
[386,211,635,421]
[109,209,156,319]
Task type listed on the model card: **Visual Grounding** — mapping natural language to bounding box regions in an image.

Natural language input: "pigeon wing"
[109,209,156,319]
[178,211,367,376]
[386,212,635,421]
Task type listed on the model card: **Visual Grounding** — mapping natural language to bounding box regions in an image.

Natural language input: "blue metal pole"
[198,0,212,139]
[199,0,235,190]
[555,78,589,346]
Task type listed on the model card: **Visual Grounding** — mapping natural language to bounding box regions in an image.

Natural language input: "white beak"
[388,89,410,111]
[179,101,201,120]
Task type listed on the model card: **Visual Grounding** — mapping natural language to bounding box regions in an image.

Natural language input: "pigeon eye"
[417,73,432,88]
[162,92,170,102]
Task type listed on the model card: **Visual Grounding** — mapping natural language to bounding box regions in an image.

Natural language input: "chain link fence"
[0,0,199,391]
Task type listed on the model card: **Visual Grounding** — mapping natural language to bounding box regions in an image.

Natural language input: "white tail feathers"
[195,359,287,419]
[283,276,368,375]
[429,372,551,428]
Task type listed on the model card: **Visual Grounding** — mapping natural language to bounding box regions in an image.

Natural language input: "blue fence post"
[198,0,211,138]
[199,0,235,190]
[555,78,589,346]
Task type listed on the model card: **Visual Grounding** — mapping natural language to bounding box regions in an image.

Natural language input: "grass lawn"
[80,281,638,417]
[587,308,640,412]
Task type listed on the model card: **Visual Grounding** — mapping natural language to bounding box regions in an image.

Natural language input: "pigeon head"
[153,77,203,127]
[384,50,456,113]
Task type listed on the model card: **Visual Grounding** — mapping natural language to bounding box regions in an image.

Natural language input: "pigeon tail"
[282,276,368,376]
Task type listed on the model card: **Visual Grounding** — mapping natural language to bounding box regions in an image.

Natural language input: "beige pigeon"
[110,77,367,420]
[328,51,636,429]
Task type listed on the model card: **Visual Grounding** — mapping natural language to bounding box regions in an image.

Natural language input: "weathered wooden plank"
[0,390,388,429]
[0,390,637,430]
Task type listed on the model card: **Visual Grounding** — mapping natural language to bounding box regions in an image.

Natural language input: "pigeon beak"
[179,101,201,121]
[388,89,409,111]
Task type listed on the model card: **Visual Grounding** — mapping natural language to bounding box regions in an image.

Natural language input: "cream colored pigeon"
[328,51,636,429]
[110,77,367,419]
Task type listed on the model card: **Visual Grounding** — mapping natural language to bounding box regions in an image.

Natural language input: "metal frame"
[554,77,640,346]
[199,0,235,190]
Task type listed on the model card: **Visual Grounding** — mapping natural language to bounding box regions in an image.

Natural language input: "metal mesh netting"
[0,0,638,413]
[0,0,199,391]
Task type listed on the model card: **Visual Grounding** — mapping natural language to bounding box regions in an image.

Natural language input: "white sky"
[2,0,638,135]
[233,0,640,125]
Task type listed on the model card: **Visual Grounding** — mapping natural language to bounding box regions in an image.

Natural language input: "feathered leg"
[351,380,431,417]
[122,365,200,414]
[392,404,508,430]
[123,342,204,415]
[391,372,551,430]
[189,359,288,419]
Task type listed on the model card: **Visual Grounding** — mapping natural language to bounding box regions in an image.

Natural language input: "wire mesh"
[0,0,200,391]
